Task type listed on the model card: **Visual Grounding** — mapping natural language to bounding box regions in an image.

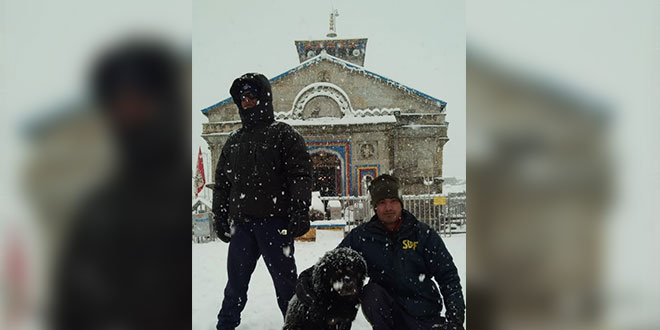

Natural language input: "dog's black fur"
[283,247,367,330]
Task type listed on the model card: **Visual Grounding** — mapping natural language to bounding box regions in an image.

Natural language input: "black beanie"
[368,174,402,208]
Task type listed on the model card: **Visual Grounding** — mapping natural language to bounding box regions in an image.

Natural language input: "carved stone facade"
[295,38,368,66]
[202,40,448,195]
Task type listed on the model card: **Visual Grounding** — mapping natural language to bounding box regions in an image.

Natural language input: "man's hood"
[229,73,274,128]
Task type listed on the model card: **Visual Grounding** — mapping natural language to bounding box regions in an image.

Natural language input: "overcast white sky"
[192,0,466,179]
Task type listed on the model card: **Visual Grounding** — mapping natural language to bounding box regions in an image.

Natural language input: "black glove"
[431,316,464,330]
[214,218,231,243]
[442,321,464,330]
[288,203,310,238]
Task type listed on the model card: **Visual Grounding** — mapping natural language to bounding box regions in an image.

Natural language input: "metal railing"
[319,193,466,236]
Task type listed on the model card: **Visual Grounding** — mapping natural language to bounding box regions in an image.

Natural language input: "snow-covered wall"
[202,53,449,195]
[204,54,445,123]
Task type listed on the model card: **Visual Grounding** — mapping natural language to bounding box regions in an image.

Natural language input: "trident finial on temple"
[327,8,339,38]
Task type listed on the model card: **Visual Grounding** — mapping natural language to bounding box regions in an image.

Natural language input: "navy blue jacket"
[338,209,465,325]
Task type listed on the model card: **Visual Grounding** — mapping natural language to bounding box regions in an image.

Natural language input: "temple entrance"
[311,151,342,196]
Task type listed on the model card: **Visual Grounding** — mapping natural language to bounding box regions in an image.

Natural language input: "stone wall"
[205,59,445,122]
[272,61,444,113]
[202,57,448,195]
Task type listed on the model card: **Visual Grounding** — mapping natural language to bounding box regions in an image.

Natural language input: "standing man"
[212,73,313,330]
[339,174,465,330]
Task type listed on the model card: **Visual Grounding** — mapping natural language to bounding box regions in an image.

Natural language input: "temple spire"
[326,9,339,38]
[295,8,368,66]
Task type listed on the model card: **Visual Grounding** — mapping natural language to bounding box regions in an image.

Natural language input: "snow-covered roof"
[202,132,234,136]
[192,196,212,210]
[281,115,397,126]
[399,124,450,129]
[274,107,400,120]
[201,51,447,115]
[443,184,467,194]
[311,219,347,227]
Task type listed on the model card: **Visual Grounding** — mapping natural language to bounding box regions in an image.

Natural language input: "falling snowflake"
[239,193,246,199]
[282,246,291,257]
[418,273,426,282]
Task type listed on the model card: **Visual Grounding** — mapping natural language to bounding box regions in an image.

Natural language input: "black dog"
[283,247,367,330]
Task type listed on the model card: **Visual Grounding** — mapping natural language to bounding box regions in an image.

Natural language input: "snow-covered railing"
[318,194,466,236]
[401,194,466,237]
[319,196,374,228]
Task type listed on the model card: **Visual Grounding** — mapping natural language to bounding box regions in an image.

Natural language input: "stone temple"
[201,35,448,196]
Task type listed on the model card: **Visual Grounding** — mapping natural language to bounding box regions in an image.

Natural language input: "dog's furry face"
[312,247,367,299]
[284,248,367,330]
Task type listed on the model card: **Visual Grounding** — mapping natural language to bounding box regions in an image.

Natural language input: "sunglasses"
[241,91,257,100]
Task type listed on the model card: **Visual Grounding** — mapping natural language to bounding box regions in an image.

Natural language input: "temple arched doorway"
[310,150,343,197]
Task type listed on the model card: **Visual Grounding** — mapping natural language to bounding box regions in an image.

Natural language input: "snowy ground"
[193,229,466,330]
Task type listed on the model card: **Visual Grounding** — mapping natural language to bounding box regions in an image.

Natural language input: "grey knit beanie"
[368,174,402,208]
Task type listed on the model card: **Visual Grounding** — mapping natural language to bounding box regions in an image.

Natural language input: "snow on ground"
[310,191,324,212]
[193,229,466,330]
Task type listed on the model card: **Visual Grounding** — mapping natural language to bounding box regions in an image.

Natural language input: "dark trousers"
[216,217,297,330]
[361,282,445,330]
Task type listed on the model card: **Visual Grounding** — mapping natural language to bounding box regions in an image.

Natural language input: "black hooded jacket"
[212,73,313,223]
